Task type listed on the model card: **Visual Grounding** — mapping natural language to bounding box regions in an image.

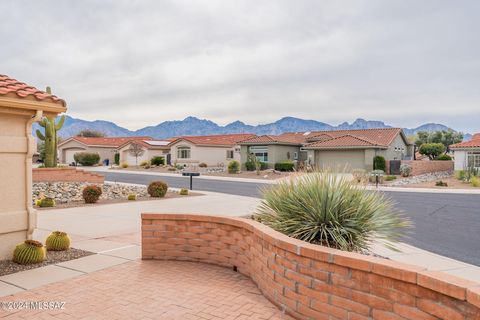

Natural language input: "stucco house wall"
[240,144,303,169]
[170,140,239,167]
[118,143,169,166]
[59,140,116,164]
[454,150,467,170]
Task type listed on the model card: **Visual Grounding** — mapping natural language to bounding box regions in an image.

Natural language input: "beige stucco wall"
[314,149,366,171]
[170,140,239,167]
[118,144,169,166]
[59,140,116,165]
[240,144,303,169]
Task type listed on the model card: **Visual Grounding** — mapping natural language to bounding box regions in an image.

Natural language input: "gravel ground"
[0,248,94,276]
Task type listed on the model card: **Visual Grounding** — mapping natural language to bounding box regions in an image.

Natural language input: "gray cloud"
[1,0,479,132]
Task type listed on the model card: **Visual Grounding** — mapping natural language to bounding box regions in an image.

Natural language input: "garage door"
[65,149,85,164]
[315,150,365,171]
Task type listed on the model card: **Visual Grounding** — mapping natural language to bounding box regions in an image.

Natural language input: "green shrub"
[151,156,165,166]
[38,197,55,207]
[228,160,240,174]
[114,153,120,165]
[435,180,448,187]
[140,160,150,167]
[45,231,70,251]
[127,194,137,201]
[435,154,452,161]
[179,188,189,195]
[148,181,168,197]
[199,162,208,168]
[176,164,184,170]
[73,152,100,166]
[456,170,466,181]
[400,164,412,177]
[352,169,368,184]
[13,240,46,265]
[254,172,409,252]
[472,176,480,187]
[274,161,295,172]
[82,185,102,203]
[419,143,446,160]
[373,156,386,171]
[121,162,128,168]
[385,175,397,181]
[245,161,268,171]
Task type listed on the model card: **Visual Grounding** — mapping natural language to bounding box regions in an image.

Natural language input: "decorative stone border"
[142,214,480,320]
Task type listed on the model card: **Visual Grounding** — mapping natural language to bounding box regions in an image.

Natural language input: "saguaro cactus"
[36,115,65,167]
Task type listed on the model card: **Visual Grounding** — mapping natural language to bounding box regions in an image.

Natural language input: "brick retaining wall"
[142,214,480,320]
[401,160,454,176]
[33,167,104,183]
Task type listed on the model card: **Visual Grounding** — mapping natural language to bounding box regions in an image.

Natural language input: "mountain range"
[33,116,471,140]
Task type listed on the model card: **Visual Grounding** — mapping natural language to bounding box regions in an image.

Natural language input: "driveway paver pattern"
[0,260,292,320]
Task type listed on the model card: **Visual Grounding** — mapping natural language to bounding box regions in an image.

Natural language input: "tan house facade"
[450,133,480,171]
[0,74,66,259]
[58,136,151,165]
[169,134,255,167]
[118,139,171,166]
[240,128,413,171]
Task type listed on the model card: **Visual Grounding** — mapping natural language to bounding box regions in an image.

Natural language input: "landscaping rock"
[387,171,453,186]
[33,182,148,204]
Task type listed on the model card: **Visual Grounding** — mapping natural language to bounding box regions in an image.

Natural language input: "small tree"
[373,156,386,171]
[419,143,446,160]
[128,142,145,166]
[76,129,105,137]
[248,153,262,175]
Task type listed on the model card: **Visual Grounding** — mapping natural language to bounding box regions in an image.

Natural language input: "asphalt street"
[103,171,480,266]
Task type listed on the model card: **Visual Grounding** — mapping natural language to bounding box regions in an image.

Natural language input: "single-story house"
[450,133,480,171]
[117,139,172,166]
[58,136,152,165]
[239,128,413,171]
[169,133,256,167]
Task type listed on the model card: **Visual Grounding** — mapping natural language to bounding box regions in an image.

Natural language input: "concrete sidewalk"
[1,190,479,297]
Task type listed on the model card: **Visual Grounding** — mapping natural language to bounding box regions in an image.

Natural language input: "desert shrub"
[198,162,208,168]
[121,162,129,168]
[373,156,386,171]
[435,180,448,187]
[274,161,295,172]
[144,164,151,169]
[45,231,70,251]
[455,170,466,181]
[179,188,189,195]
[418,143,446,160]
[245,161,268,171]
[140,160,150,167]
[254,172,410,252]
[127,194,137,201]
[400,164,412,177]
[435,154,452,161]
[151,156,164,166]
[352,169,368,184]
[114,153,120,165]
[472,176,480,187]
[176,164,184,170]
[38,197,55,208]
[385,175,397,181]
[167,167,176,171]
[13,240,46,265]
[82,185,102,203]
[227,160,240,174]
[148,181,168,197]
[73,152,100,166]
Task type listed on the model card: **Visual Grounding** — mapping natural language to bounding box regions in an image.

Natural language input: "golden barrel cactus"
[13,240,46,265]
[46,231,71,251]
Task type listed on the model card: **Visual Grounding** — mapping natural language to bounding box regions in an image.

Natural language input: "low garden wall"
[33,167,104,184]
[142,214,480,320]
[401,160,454,176]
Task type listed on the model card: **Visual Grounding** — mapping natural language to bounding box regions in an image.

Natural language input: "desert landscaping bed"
[383,171,479,189]
[0,248,94,277]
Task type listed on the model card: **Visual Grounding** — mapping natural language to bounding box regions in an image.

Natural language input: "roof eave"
[303,145,387,150]
[0,96,66,114]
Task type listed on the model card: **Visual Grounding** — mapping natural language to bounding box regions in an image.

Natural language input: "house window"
[249,146,268,162]
[226,150,234,159]
[293,152,298,160]
[467,152,480,169]
[177,146,191,159]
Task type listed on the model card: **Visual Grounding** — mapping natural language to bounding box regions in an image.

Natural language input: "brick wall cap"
[467,286,480,308]
[418,270,480,300]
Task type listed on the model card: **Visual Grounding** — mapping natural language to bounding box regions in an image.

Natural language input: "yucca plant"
[45,231,71,251]
[254,171,410,252]
[13,240,46,265]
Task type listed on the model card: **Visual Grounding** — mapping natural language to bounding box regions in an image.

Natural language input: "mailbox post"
[182,172,200,190]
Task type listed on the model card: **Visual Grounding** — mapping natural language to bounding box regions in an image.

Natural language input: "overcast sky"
[1,1,479,132]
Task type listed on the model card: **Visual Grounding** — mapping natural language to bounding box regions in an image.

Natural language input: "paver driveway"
[0,260,292,320]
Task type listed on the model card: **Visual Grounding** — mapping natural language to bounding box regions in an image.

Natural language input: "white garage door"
[315,150,365,171]
[65,149,85,164]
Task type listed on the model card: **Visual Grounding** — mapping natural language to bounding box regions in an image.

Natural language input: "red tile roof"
[118,139,172,149]
[304,134,380,149]
[239,132,307,145]
[0,74,66,107]
[306,128,403,147]
[450,133,480,149]
[60,136,152,147]
[171,134,256,146]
